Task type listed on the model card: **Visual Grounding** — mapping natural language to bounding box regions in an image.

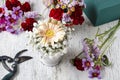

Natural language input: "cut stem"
[76,51,83,58]
[100,20,120,49]
[100,37,116,59]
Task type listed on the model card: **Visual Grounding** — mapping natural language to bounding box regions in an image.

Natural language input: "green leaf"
[102,55,111,66]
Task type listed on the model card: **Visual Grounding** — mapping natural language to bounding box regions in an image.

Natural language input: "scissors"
[0,49,32,80]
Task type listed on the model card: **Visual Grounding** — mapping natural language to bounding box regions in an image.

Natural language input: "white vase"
[40,48,67,67]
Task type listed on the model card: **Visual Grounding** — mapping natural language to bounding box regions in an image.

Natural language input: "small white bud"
[33,23,38,27]
[72,28,75,31]
[63,41,67,45]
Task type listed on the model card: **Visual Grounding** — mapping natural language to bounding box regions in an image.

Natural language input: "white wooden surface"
[0,0,120,80]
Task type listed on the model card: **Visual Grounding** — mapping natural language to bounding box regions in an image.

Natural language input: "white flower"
[36,22,66,45]
[29,21,68,55]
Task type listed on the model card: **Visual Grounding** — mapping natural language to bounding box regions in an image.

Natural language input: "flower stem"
[100,37,116,58]
[97,26,116,37]
[100,20,120,49]
[95,28,100,38]
[99,20,120,59]
[76,51,83,58]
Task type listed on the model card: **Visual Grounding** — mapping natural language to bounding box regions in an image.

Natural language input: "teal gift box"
[84,0,120,26]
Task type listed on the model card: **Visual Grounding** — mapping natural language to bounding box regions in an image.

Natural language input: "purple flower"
[92,38,101,58]
[2,6,24,34]
[24,11,39,18]
[68,0,78,7]
[5,26,15,33]
[62,13,72,24]
[5,25,23,34]
[13,28,23,34]
[67,0,85,8]
[82,40,90,58]
[89,68,101,79]
[82,58,94,70]
[60,0,70,4]
[5,15,17,26]
[0,6,9,17]
[12,6,23,20]
[4,14,23,34]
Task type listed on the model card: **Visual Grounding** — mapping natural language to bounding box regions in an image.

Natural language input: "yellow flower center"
[86,63,90,66]
[61,5,66,9]
[93,73,97,76]
[85,61,90,67]
[45,29,54,38]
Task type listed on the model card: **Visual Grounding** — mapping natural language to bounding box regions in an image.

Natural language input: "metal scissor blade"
[14,49,28,59]
[0,57,2,61]
[17,56,32,64]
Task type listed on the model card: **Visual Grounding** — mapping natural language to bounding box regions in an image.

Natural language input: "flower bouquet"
[43,0,85,27]
[0,0,39,34]
[29,20,68,66]
[72,20,120,79]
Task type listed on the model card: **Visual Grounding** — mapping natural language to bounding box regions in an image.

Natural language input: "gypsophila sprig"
[72,20,120,79]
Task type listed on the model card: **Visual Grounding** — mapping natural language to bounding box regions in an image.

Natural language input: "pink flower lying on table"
[0,0,39,34]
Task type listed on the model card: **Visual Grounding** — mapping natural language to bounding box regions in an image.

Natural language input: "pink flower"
[82,59,94,70]
[89,68,101,79]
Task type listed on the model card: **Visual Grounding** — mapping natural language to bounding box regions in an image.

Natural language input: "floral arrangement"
[43,0,85,27]
[29,20,68,55]
[1,0,119,79]
[72,20,120,79]
[0,0,39,34]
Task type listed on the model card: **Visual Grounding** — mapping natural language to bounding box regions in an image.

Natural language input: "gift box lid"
[84,0,120,26]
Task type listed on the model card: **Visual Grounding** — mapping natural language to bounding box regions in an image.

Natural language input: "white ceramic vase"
[40,48,67,67]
